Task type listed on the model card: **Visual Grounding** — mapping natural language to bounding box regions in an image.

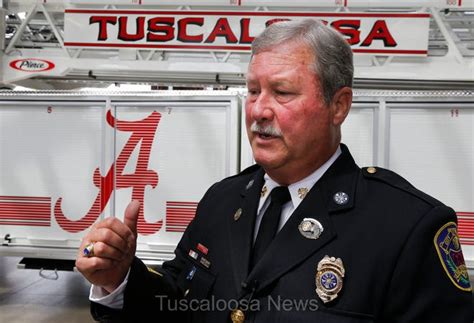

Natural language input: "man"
[76,19,473,322]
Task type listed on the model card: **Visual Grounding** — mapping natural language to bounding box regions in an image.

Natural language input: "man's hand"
[75,200,140,293]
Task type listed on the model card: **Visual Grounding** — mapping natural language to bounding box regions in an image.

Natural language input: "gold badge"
[230,309,245,323]
[315,255,345,303]
[297,187,309,199]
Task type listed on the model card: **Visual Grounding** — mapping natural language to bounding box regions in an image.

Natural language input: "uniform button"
[230,309,245,323]
[184,289,190,297]
[367,167,377,174]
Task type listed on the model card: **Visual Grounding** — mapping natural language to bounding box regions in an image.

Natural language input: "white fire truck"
[0,1,472,276]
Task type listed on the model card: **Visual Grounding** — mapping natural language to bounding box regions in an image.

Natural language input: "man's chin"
[253,156,282,171]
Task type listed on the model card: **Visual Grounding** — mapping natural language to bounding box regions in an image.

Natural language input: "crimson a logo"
[54,110,163,235]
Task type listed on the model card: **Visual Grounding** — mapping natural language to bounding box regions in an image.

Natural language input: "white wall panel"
[388,105,473,211]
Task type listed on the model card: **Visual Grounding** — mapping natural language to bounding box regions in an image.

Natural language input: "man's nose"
[250,91,274,122]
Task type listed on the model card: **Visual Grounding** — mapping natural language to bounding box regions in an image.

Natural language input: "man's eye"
[275,90,291,96]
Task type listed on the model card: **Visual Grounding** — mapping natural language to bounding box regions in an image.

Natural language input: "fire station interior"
[0,1,473,322]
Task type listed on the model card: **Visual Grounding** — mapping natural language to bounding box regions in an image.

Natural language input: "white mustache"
[250,121,282,137]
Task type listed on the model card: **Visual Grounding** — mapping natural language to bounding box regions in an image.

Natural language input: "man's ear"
[330,87,353,126]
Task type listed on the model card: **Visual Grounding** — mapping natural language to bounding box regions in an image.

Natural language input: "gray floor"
[0,256,94,323]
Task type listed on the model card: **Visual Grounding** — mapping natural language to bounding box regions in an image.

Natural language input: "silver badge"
[298,218,323,240]
[315,255,345,303]
[333,192,349,205]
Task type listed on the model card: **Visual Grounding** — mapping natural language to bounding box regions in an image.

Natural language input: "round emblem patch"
[320,271,339,290]
[434,222,471,291]
[333,192,349,205]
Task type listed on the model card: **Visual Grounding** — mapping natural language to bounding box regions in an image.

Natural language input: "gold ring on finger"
[83,242,95,257]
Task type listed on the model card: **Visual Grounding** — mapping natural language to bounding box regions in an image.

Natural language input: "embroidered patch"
[434,222,471,291]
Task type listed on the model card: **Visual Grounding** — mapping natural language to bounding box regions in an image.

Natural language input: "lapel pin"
[197,243,209,255]
[186,266,197,280]
[246,179,254,190]
[333,192,349,205]
[298,218,324,240]
[188,249,199,259]
[200,257,211,268]
[261,185,268,197]
[315,255,345,303]
[297,187,309,199]
[234,208,242,221]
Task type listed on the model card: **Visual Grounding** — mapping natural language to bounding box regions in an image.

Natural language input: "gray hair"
[251,19,353,106]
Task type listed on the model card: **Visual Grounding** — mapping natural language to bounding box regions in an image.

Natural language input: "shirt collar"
[260,146,342,211]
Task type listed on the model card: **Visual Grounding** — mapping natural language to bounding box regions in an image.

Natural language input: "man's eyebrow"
[245,77,293,86]
[270,80,292,87]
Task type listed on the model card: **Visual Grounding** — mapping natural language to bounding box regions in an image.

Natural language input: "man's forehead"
[246,72,296,84]
[250,50,313,66]
[253,41,313,60]
[246,58,313,83]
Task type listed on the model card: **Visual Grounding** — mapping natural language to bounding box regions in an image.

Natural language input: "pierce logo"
[9,59,55,72]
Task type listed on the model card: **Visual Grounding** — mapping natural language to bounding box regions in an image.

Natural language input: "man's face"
[245,41,339,184]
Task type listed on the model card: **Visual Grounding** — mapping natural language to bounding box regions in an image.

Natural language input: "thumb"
[124,200,140,235]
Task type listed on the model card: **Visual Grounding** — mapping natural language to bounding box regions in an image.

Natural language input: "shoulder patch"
[434,222,471,292]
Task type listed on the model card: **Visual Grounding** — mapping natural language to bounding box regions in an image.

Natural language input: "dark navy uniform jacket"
[92,144,473,322]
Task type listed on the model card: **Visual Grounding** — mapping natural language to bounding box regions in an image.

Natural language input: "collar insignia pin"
[315,255,345,303]
[261,185,268,197]
[298,218,324,240]
[297,187,309,199]
[200,257,211,268]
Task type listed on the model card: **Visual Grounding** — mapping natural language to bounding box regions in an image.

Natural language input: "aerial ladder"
[0,0,472,89]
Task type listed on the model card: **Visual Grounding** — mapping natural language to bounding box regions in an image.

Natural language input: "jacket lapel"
[246,145,359,294]
[245,182,336,294]
[228,168,265,293]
